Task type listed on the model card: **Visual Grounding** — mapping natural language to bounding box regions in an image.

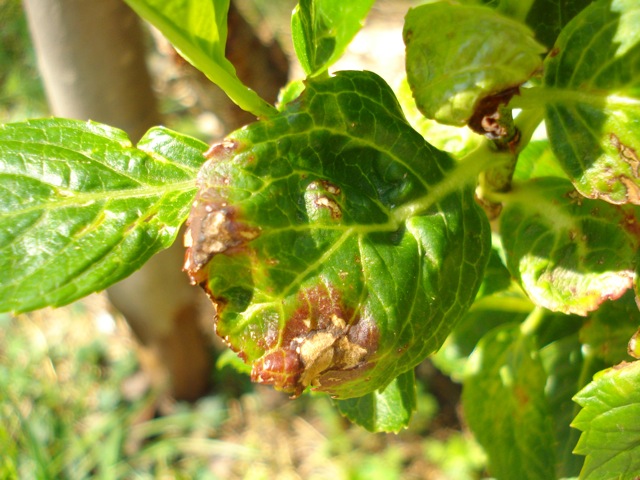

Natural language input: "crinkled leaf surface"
[291,0,375,77]
[500,177,639,315]
[184,71,491,399]
[333,368,416,433]
[0,119,206,312]
[543,0,640,205]
[124,0,275,118]
[403,2,545,126]
[573,360,640,480]
[463,323,556,480]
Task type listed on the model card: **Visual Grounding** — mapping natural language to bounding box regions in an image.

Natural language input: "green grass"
[0,295,487,479]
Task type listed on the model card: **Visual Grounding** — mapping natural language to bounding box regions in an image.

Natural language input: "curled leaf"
[404,2,545,126]
[543,0,640,204]
[501,177,640,315]
[184,71,491,398]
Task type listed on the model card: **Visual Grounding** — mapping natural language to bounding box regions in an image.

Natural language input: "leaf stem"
[391,145,508,223]
[509,86,640,110]
[520,306,546,336]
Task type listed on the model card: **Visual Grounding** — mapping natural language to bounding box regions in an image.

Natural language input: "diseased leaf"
[291,0,375,77]
[334,368,416,433]
[573,360,640,480]
[184,71,491,399]
[124,0,275,118]
[403,2,545,126]
[500,177,639,315]
[0,119,206,312]
[580,290,640,365]
[543,0,640,205]
[463,323,556,480]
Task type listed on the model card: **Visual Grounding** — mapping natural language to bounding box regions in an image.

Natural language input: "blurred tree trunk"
[23,0,289,402]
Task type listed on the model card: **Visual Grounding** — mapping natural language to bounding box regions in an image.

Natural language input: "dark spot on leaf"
[549,47,560,58]
[250,350,303,392]
[250,283,378,397]
[204,139,239,160]
[468,87,520,140]
[183,188,260,284]
[610,133,640,177]
[618,208,640,242]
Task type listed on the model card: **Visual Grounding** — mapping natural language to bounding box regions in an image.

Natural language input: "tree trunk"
[23,0,213,401]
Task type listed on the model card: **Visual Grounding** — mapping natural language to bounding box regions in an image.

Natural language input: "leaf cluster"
[1,0,640,478]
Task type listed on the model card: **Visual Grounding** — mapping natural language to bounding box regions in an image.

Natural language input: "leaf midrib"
[0,180,196,217]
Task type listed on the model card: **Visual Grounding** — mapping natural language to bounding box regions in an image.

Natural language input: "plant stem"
[520,306,546,336]
[392,145,509,223]
[510,86,640,110]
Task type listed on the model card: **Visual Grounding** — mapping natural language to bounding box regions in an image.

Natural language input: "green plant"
[1,0,639,478]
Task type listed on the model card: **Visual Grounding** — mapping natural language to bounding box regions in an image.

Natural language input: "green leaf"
[432,294,531,381]
[573,360,640,480]
[463,323,556,480]
[580,291,640,365]
[291,0,375,77]
[123,0,276,118]
[540,331,588,477]
[184,70,491,399]
[513,139,569,181]
[403,2,545,126]
[525,0,594,48]
[333,368,416,433]
[543,0,640,205]
[0,118,206,312]
[500,177,639,315]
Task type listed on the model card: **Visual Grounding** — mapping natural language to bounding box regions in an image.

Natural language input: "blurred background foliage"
[0,0,488,478]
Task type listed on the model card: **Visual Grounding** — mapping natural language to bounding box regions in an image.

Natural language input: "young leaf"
[403,2,545,126]
[291,0,375,77]
[573,360,640,480]
[333,368,416,433]
[463,323,556,480]
[543,0,640,205]
[0,119,206,313]
[123,0,276,118]
[184,70,491,399]
[500,177,639,315]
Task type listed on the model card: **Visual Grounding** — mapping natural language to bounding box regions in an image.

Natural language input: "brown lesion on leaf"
[183,140,260,285]
[305,179,344,221]
[203,139,239,160]
[608,134,640,204]
[468,86,520,142]
[250,283,379,398]
[610,134,640,177]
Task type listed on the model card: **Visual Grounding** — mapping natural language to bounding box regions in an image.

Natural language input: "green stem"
[509,86,640,110]
[392,144,510,223]
[520,306,546,336]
